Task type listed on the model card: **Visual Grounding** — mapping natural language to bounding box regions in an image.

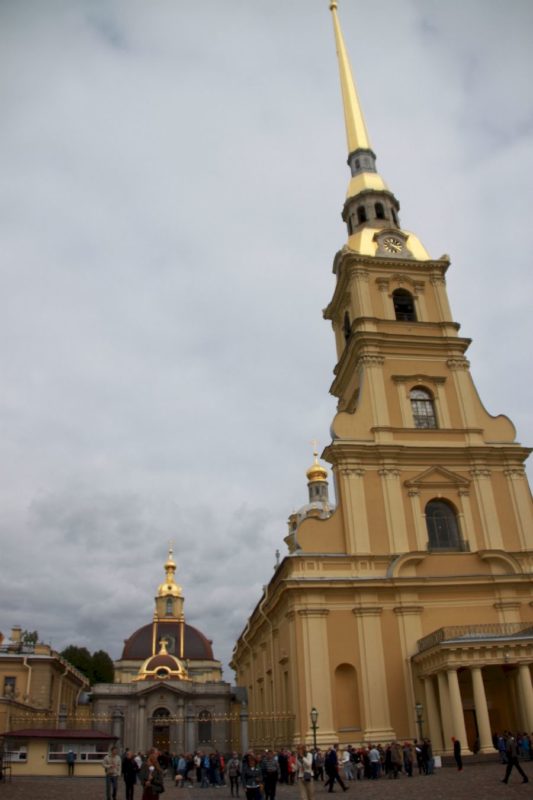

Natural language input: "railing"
[417,622,533,653]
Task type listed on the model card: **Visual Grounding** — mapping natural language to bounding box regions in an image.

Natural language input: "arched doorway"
[152,707,171,752]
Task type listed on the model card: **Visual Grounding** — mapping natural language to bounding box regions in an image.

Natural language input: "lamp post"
[415,702,424,740]
[310,707,319,751]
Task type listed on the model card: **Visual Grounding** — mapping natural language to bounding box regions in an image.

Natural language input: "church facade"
[231,2,533,754]
[92,549,235,755]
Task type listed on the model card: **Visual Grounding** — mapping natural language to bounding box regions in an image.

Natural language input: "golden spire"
[306,442,328,483]
[157,545,182,598]
[329,1,371,155]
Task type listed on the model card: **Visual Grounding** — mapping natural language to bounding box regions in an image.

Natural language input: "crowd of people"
[100,731,533,798]
[102,739,438,800]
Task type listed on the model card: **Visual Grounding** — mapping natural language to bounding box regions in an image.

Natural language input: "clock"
[382,236,403,254]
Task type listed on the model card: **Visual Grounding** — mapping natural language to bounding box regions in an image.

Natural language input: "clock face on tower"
[382,236,403,254]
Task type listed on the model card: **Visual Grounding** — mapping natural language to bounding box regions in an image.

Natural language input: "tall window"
[410,387,437,429]
[165,598,173,616]
[357,206,367,224]
[393,289,416,321]
[426,500,461,550]
[343,311,351,342]
[375,202,386,219]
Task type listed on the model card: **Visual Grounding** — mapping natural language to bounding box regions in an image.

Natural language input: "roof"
[121,621,214,661]
[3,729,116,740]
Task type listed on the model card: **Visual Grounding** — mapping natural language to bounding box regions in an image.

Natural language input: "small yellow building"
[231,2,533,755]
[0,626,113,777]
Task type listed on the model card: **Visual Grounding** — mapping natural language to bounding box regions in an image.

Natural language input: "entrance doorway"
[152,707,171,752]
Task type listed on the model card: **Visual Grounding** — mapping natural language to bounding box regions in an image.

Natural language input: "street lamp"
[310,707,319,751]
[415,702,424,740]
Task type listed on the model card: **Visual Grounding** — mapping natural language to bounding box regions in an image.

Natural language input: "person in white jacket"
[296,744,314,800]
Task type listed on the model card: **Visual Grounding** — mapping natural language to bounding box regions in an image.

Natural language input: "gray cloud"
[1,0,532,677]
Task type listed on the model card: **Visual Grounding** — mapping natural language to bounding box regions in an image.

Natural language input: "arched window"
[410,387,437,429]
[391,208,398,226]
[426,499,461,550]
[198,710,212,744]
[347,217,353,235]
[357,206,367,224]
[375,202,386,220]
[393,289,416,321]
[165,598,173,616]
[343,311,351,342]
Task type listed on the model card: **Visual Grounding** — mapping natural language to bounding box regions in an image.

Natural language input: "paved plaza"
[1,762,532,800]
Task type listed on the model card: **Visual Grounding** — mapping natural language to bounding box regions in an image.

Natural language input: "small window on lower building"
[3,676,16,697]
[410,387,437,429]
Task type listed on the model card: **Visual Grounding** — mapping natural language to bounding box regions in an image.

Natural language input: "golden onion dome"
[157,546,183,597]
[306,449,328,483]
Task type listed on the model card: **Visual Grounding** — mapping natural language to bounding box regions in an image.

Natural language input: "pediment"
[404,466,470,489]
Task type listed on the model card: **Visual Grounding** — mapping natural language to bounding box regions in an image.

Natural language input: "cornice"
[324,441,533,466]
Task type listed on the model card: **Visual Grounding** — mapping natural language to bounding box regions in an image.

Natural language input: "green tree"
[60,645,115,685]
[21,630,39,645]
[91,649,114,684]
[61,645,93,682]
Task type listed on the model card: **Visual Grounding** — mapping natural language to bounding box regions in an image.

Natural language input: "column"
[447,668,471,754]
[353,606,395,741]
[138,697,147,753]
[379,466,409,552]
[505,467,533,550]
[436,671,453,752]
[470,467,504,550]
[358,355,389,427]
[413,282,427,321]
[394,380,410,426]
[240,704,249,754]
[340,467,370,552]
[470,667,493,753]
[298,610,337,743]
[185,704,195,752]
[458,489,478,551]
[353,269,372,316]
[423,675,443,753]
[517,664,533,731]
[407,489,427,550]
[432,380,451,428]
[447,357,478,429]
[377,279,393,318]
[431,275,453,322]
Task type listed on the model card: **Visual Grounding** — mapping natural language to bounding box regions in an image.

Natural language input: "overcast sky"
[1,0,532,679]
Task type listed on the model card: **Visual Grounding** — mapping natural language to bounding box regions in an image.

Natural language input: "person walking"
[324,745,348,792]
[452,737,463,771]
[228,752,242,797]
[502,735,529,785]
[261,748,280,800]
[122,749,138,800]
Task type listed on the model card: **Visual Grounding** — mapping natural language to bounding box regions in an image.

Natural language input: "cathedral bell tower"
[321,0,532,560]
[232,3,533,754]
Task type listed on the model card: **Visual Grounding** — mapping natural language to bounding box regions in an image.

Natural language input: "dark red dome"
[121,621,214,661]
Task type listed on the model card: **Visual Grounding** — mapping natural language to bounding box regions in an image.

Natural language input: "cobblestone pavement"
[2,763,532,800]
